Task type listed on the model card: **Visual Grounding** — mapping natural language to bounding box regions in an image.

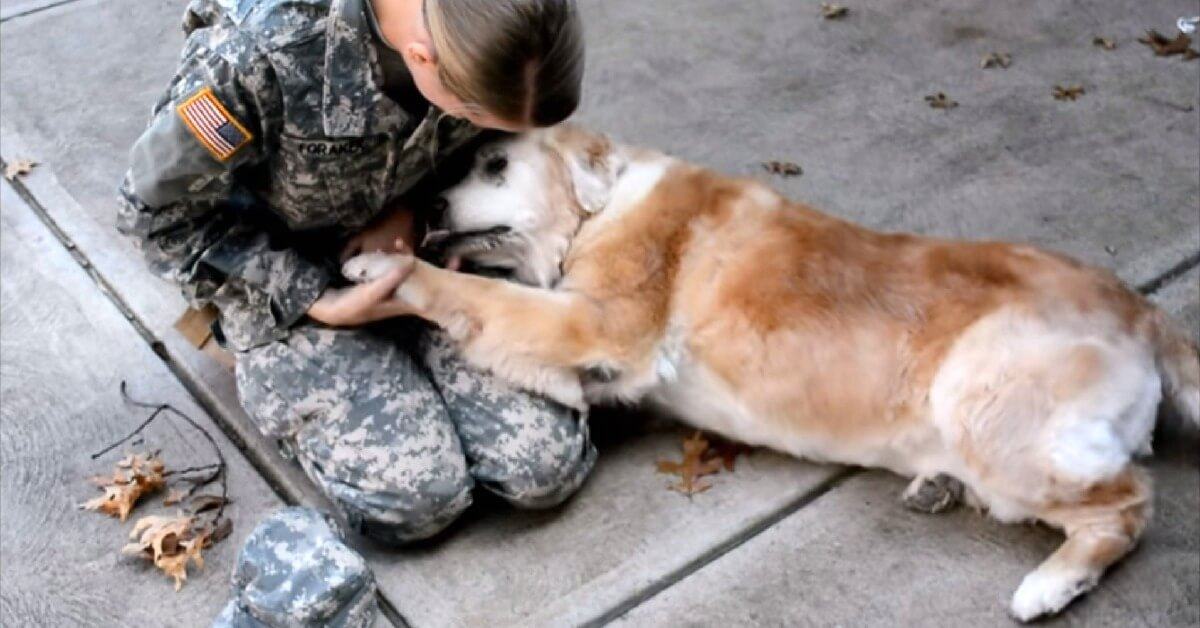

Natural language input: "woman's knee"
[327,466,476,545]
[235,323,477,544]
[482,414,598,510]
[499,455,595,510]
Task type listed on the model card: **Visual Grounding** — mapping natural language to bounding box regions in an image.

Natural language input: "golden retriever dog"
[343,125,1199,621]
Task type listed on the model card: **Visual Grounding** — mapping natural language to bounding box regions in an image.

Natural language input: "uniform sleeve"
[117,31,330,351]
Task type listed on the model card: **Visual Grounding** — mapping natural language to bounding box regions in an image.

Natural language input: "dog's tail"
[1149,307,1200,426]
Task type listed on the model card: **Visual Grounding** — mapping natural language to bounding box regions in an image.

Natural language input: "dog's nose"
[427,197,449,229]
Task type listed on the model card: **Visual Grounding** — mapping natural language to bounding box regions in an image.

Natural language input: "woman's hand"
[340,205,418,263]
[307,255,415,326]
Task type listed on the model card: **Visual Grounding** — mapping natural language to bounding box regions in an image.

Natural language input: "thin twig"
[164,463,222,477]
[99,381,229,524]
[90,405,168,460]
[178,466,223,500]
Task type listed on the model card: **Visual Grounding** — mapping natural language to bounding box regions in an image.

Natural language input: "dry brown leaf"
[762,161,802,177]
[82,484,144,522]
[820,3,848,20]
[657,431,724,495]
[163,487,188,506]
[925,92,958,110]
[122,515,190,558]
[154,552,192,591]
[704,437,753,472]
[1138,30,1199,59]
[980,52,1011,69]
[85,392,233,592]
[203,517,234,547]
[118,452,154,469]
[122,514,215,591]
[80,452,166,521]
[1093,36,1117,50]
[1053,84,1086,101]
[88,470,129,487]
[3,159,37,181]
[152,537,207,591]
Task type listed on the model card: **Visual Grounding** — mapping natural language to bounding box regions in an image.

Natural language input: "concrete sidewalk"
[1,0,1197,626]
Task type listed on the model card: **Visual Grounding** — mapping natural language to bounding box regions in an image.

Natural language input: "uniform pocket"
[266,134,343,229]
[268,134,396,230]
[318,135,396,229]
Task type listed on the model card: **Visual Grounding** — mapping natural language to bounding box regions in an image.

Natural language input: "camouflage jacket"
[116,0,479,350]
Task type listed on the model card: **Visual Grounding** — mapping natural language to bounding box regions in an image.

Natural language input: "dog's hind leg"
[1009,467,1150,622]
[930,312,1164,620]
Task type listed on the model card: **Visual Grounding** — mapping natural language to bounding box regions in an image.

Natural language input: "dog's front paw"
[342,251,412,284]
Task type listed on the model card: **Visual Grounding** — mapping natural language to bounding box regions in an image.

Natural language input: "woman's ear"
[403,41,436,69]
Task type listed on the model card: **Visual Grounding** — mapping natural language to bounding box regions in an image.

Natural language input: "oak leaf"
[163,487,188,506]
[980,52,1011,69]
[154,551,196,591]
[1138,30,1199,59]
[657,432,724,495]
[820,3,848,19]
[1053,85,1085,101]
[705,437,753,472]
[122,515,214,591]
[82,484,144,522]
[925,92,958,110]
[122,514,192,560]
[762,161,802,177]
[81,452,166,521]
[88,470,129,486]
[3,159,37,181]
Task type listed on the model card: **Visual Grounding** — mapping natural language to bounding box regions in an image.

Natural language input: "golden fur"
[344,125,1199,620]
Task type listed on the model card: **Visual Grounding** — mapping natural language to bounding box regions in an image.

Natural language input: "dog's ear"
[550,128,619,214]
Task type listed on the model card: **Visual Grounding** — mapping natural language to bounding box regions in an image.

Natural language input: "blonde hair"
[425,0,584,127]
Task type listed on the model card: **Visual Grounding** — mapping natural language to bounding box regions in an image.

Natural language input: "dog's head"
[425,125,622,287]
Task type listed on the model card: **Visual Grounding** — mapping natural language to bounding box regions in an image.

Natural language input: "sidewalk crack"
[1,0,88,22]
[586,467,859,627]
[4,167,408,628]
[1137,250,1200,295]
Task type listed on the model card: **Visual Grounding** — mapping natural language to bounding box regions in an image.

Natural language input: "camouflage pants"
[235,320,596,545]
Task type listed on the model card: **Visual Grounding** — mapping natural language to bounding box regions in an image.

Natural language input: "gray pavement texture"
[0,0,73,21]
[0,181,291,626]
[615,443,1199,628]
[1,0,1198,626]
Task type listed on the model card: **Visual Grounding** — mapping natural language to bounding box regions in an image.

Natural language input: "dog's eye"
[483,156,508,176]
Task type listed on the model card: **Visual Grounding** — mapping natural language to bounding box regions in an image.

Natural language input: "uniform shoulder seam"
[240,2,328,52]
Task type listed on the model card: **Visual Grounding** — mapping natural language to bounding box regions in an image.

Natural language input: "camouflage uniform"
[117,0,595,548]
[213,507,379,627]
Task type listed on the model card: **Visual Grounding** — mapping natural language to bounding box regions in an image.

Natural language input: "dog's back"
[349,126,1198,620]
[560,152,1197,620]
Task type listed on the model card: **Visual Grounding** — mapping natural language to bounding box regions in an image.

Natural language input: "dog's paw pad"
[342,252,405,283]
[901,474,963,514]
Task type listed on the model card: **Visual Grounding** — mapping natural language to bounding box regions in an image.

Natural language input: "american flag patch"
[177,87,253,162]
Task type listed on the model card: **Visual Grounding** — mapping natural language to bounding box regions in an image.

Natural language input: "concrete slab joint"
[1,0,1197,626]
